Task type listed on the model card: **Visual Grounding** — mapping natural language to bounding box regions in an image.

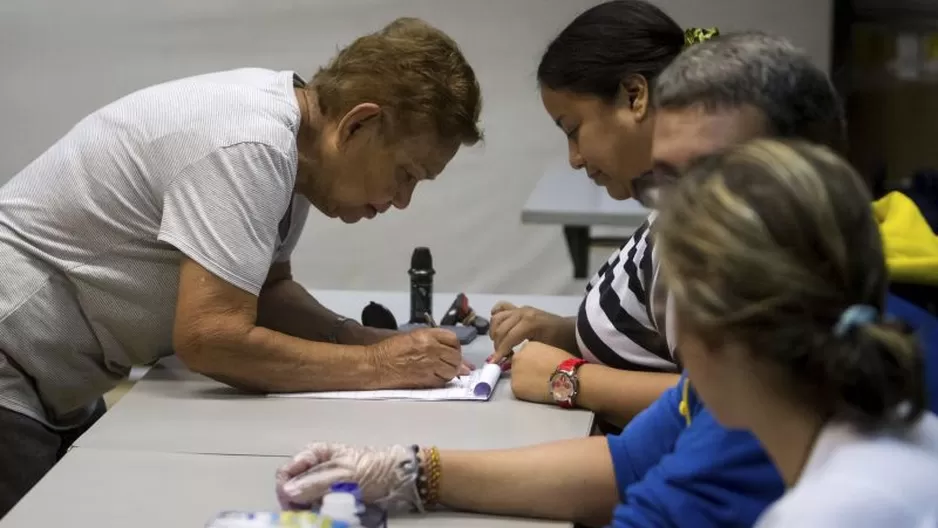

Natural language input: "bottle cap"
[329,482,363,503]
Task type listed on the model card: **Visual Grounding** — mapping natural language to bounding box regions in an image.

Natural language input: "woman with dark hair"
[488,0,717,425]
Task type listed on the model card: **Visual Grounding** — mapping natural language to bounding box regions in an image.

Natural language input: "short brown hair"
[311,17,483,146]
[656,139,926,430]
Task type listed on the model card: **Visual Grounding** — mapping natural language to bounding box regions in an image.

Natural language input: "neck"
[745,390,826,487]
[293,88,326,197]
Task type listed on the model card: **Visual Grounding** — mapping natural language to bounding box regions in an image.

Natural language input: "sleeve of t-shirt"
[606,378,686,496]
[580,216,671,364]
[609,408,784,528]
[755,480,927,528]
[272,195,310,263]
[158,142,295,296]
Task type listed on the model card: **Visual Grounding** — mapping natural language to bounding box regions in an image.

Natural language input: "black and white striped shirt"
[575,212,679,372]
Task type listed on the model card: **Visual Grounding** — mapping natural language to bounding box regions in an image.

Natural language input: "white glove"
[275,443,422,512]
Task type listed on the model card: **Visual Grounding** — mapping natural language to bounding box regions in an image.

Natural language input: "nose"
[568,140,585,171]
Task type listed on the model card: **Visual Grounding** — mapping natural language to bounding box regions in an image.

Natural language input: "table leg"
[563,225,590,279]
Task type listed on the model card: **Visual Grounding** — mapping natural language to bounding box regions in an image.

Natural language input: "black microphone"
[408,247,435,324]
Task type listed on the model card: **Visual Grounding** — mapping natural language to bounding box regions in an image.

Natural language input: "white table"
[74,290,592,456]
[1,448,566,528]
[522,161,649,278]
[4,290,588,528]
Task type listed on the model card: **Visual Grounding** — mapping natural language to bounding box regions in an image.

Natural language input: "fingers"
[490,310,521,349]
[435,349,462,378]
[280,464,354,509]
[490,301,517,316]
[424,328,461,349]
[490,315,525,363]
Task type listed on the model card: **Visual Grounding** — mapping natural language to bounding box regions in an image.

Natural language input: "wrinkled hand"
[489,302,568,364]
[276,443,421,511]
[368,329,466,389]
[510,341,577,404]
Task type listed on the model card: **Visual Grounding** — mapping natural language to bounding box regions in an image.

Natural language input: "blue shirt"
[885,294,938,413]
[606,375,784,527]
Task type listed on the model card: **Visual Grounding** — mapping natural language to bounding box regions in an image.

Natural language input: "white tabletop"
[75,290,593,456]
[1,448,567,528]
[5,290,588,528]
[521,160,649,227]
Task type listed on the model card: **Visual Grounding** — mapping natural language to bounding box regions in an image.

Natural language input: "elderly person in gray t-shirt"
[0,17,482,517]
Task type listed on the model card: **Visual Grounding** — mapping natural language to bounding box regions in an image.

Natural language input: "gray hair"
[653,31,846,152]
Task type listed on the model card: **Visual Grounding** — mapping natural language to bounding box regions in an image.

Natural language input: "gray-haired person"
[271,32,849,528]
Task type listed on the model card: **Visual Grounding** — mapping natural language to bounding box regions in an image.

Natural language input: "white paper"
[269,363,503,401]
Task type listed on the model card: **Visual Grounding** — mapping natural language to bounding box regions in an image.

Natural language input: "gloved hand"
[276,443,423,512]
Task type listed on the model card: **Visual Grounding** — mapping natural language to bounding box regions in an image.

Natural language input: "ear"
[618,75,650,122]
[336,103,382,148]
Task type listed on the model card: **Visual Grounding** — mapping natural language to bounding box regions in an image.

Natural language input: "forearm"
[576,366,679,427]
[435,437,618,527]
[180,325,392,393]
[257,279,394,346]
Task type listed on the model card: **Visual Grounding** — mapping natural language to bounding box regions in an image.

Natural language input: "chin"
[339,214,364,224]
[603,184,632,201]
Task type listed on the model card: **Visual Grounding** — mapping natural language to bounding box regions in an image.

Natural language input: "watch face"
[550,372,576,402]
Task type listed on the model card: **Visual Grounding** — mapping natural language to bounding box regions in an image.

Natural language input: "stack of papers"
[268,363,503,401]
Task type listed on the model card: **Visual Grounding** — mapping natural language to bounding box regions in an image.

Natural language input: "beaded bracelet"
[415,445,442,508]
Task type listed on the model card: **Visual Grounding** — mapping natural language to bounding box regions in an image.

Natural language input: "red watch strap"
[554,358,588,409]
[557,358,588,374]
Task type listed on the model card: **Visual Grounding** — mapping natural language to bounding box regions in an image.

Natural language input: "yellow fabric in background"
[874,192,938,286]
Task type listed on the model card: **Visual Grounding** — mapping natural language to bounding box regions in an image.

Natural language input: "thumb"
[279,462,354,509]
[490,301,517,316]
[427,328,461,349]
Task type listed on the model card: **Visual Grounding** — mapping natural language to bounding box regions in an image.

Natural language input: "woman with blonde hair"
[655,138,938,525]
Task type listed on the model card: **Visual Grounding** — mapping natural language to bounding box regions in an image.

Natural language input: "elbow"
[172,318,239,375]
[172,319,269,393]
[173,328,216,375]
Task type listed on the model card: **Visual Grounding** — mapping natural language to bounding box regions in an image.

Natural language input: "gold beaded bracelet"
[419,446,442,507]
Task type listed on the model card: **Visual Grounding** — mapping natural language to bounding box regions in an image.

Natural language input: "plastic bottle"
[318,492,361,527]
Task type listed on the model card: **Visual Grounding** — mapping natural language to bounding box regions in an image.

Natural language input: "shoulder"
[762,429,938,528]
[759,476,938,528]
[127,69,300,162]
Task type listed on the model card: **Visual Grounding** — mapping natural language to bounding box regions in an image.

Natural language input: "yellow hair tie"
[683,27,720,48]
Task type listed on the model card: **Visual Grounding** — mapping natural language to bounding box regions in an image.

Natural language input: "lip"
[587,171,606,185]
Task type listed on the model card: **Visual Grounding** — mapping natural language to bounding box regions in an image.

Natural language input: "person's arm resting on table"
[257,260,394,346]
[162,143,399,393]
[440,384,692,526]
[608,379,784,527]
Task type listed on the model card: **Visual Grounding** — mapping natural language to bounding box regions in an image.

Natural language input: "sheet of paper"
[269,363,503,401]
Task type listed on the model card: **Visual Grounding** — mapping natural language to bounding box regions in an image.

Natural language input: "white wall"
[0,0,832,296]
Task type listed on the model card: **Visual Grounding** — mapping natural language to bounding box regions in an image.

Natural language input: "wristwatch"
[549,358,588,408]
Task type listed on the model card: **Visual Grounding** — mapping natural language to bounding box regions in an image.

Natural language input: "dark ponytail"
[808,320,927,430]
[536,0,684,102]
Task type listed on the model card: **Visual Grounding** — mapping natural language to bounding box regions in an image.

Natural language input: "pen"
[423,312,437,327]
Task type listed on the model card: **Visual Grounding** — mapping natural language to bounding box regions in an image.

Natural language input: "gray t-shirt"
[0,68,310,428]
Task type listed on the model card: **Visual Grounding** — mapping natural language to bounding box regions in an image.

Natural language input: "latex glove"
[510,341,578,404]
[488,302,570,364]
[276,443,422,512]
